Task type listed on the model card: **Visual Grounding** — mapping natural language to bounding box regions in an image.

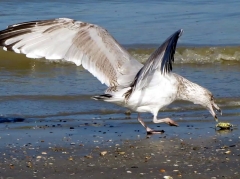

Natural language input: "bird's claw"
[169,122,178,126]
[146,129,165,135]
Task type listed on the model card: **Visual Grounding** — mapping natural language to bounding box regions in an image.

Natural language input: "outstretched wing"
[0,18,143,88]
[125,29,183,100]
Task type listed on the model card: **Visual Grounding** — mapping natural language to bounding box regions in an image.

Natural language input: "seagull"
[0,18,222,134]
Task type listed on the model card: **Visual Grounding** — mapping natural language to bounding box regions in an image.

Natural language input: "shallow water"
[0,51,239,125]
[0,1,240,128]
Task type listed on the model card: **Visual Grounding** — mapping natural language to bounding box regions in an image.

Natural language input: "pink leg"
[137,113,165,134]
[153,117,178,126]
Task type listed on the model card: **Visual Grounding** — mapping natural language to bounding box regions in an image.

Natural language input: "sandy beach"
[0,117,239,179]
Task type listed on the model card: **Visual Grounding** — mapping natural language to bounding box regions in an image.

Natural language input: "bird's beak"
[207,102,222,122]
[212,102,222,115]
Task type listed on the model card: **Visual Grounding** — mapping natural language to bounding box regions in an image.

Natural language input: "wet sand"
[0,118,240,179]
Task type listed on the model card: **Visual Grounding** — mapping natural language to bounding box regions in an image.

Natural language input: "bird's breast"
[126,78,178,112]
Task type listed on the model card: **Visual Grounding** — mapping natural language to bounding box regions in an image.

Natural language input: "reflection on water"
[215,129,234,136]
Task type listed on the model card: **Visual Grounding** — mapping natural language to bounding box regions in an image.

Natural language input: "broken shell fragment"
[224,151,231,154]
[163,176,173,179]
[84,155,93,159]
[118,151,125,155]
[100,151,107,156]
[160,169,166,173]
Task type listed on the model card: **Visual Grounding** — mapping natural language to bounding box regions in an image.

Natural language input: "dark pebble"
[131,166,138,168]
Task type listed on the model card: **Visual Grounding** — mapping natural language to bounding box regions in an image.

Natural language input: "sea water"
[0,0,239,126]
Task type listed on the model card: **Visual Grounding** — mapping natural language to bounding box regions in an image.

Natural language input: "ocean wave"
[128,46,240,64]
[1,46,240,67]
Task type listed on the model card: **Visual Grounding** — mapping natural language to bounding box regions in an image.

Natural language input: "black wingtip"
[170,29,183,43]
[91,94,112,100]
[160,29,183,74]
[178,29,184,37]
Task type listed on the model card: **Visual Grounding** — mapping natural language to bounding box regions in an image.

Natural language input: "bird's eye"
[211,95,214,101]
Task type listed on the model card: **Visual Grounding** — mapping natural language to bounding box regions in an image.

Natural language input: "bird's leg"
[153,116,178,126]
[137,113,164,134]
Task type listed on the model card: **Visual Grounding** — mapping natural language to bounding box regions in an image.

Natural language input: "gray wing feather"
[125,29,183,99]
[0,18,143,88]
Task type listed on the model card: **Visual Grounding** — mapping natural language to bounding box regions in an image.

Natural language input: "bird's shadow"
[0,116,25,123]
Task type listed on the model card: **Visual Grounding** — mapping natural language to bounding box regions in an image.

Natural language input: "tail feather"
[92,94,112,100]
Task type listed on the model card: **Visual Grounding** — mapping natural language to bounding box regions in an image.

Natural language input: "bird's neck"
[175,74,207,104]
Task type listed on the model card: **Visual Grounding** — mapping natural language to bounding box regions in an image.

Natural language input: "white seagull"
[0,18,222,134]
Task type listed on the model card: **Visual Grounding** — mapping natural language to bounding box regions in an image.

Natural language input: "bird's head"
[175,75,222,122]
[195,90,222,122]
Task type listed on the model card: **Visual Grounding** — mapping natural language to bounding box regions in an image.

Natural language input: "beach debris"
[126,171,132,173]
[220,145,228,149]
[51,147,65,152]
[84,155,93,159]
[131,166,138,168]
[163,176,173,179]
[100,151,107,156]
[87,163,95,167]
[192,146,200,150]
[69,156,74,161]
[145,156,151,162]
[9,164,14,169]
[125,110,131,115]
[27,161,32,168]
[215,122,233,130]
[42,152,47,155]
[159,169,166,173]
[224,150,231,154]
[118,151,125,155]
[129,145,135,149]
